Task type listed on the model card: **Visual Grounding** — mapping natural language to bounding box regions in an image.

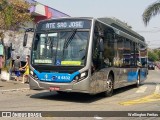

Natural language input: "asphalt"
[0,76,29,92]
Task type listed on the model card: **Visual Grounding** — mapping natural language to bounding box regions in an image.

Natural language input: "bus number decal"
[61,76,70,80]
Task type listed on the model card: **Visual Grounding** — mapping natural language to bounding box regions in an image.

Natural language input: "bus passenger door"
[127,42,139,84]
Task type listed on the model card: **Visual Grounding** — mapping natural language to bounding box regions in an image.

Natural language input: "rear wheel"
[102,75,114,97]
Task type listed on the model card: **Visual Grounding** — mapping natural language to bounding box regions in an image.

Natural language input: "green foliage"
[142,1,160,26]
[156,50,160,59]
[0,0,32,39]
[148,50,159,61]
[0,0,33,72]
[5,5,13,29]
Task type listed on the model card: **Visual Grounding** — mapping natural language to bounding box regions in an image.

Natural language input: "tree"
[148,50,158,61]
[0,0,32,39]
[154,49,160,60]
[0,0,32,62]
[142,0,160,26]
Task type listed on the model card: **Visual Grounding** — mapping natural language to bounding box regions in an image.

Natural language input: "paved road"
[0,69,160,120]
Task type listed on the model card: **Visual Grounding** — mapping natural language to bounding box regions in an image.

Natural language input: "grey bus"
[24,17,148,96]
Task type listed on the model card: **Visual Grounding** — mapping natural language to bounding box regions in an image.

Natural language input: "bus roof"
[37,17,94,24]
[97,17,145,42]
[36,17,146,45]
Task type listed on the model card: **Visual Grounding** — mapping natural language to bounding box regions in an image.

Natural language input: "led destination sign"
[46,21,84,29]
[37,20,91,30]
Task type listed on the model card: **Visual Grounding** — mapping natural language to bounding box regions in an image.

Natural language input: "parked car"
[148,61,155,70]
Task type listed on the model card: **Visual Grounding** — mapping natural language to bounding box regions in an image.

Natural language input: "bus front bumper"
[29,76,90,93]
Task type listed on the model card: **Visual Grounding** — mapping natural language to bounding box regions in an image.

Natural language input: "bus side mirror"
[99,38,104,52]
[23,33,28,47]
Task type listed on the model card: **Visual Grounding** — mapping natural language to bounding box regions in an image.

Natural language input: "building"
[4,0,69,61]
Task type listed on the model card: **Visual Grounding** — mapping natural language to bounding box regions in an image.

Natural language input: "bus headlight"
[80,72,87,78]
[30,70,33,75]
[73,71,88,82]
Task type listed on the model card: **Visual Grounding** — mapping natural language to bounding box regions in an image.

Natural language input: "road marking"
[120,84,160,106]
[119,93,160,106]
[136,86,147,93]
[154,84,160,94]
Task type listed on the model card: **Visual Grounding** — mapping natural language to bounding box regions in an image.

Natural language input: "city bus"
[24,17,148,96]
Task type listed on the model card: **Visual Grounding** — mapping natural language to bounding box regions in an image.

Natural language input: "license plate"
[49,86,60,91]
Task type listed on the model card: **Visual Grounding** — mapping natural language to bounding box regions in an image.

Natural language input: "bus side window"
[92,34,100,70]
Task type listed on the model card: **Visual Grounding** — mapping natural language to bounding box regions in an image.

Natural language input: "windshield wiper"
[64,29,77,49]
[62,29,77,56]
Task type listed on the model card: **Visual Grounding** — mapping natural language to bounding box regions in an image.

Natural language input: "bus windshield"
[31,30,89,66]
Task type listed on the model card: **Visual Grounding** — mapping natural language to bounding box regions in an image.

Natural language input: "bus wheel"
[136,74,140,87]
[102,75,114,97]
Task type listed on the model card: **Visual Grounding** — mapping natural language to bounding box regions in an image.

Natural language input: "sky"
[36,0,160,49]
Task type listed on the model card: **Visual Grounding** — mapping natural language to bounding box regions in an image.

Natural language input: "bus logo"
[52,76,57,80]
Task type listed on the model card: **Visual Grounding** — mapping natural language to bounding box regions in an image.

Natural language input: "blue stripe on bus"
[33,70,80,83]
[127,70,147,82]
[127,71,138,82]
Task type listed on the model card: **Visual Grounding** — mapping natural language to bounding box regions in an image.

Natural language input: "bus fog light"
[75,76,79,80]
[35,75,38,80]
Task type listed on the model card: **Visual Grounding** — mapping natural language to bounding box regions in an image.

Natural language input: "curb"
[0,79,29,85]
[0,88,29,93]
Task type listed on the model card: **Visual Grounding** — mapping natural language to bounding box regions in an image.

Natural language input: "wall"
[3,31,34,61]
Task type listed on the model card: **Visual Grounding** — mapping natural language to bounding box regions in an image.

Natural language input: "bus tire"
[136,74,140,87]
[102,75,114,97]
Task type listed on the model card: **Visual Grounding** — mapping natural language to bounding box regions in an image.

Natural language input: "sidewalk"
[0,76,29,92]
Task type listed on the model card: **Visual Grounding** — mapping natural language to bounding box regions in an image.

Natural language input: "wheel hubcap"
[107,79,113,92]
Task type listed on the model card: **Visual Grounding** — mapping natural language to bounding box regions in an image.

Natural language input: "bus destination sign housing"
[37,19,91,30]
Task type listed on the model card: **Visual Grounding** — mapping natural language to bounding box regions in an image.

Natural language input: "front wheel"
[101,75,114,97]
